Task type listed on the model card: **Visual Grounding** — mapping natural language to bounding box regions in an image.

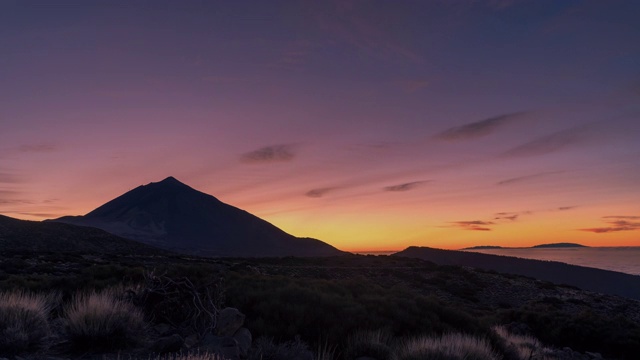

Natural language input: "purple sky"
[2,0,639,250]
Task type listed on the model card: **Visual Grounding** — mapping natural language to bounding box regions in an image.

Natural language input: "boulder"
[234,327,252,358]
[216,307,245,337]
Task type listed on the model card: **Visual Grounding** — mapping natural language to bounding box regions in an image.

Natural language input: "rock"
[586,352,603,359]
[216,307,245,337]
[152,333,184,353]
[234,327,252,358]
[153,323,173,336]
[184,333,200,349]
[200,333,241,360]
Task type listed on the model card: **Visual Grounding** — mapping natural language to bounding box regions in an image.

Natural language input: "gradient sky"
[2,0,639,251]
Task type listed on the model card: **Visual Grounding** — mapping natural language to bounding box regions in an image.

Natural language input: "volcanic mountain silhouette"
[53,176,342,257]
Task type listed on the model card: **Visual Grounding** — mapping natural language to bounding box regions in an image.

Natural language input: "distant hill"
[532,242,587,248]
[462,242,587,250]
[394,246,640,300]
[0,214,166,255]
[51,177,343,257]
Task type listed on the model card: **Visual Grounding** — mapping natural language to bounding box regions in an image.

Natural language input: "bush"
[65,288,147,351]
[250,336,314,360]
[391,333,500,360]
[154,353,223,360]
[492,325,548,360]
[344,329,393,360]
[0,291,53,354]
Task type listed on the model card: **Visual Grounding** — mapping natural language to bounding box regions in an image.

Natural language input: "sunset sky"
[2,0,639,251]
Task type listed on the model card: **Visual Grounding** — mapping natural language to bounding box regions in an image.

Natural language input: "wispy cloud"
[580,216,640,233]
[502,125,590,157]
[496,171,563,186]
[494,212,520,221]
[558,206,577,211]
[240,144,297,164]
[383,181,428,192]
[436,112,527,141]
[305,187,338,198]
[450,220,495,231]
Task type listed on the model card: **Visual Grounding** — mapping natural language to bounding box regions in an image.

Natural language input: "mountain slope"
[0,214,166,255]
[394,246,640,300]
[52,177,343,257]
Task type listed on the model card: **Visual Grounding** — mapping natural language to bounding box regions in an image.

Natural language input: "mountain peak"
[155,176,186,186]
[52,177,343,257]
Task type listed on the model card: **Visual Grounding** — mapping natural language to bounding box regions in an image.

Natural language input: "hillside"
[0,214,166,255]
[394,246,640,300]
[51,177,343,257]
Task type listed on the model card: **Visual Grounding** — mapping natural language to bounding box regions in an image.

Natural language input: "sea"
[464,247,640,276]
[355,247,640,276]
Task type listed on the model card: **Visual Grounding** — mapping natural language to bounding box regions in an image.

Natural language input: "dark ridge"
[393,246,640,300]
[0,214,167,255]
[51,177,343,257]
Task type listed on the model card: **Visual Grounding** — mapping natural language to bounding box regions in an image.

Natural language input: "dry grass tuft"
[493,325,555,360]
[0,291,53,354]
[392,332,501,360]
[344,329,393,360]
[65,288,147,351]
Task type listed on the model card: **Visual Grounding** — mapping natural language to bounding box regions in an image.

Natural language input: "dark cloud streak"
[383,181,428,192]
[580,216,640,233]
[436,112,526,141]
[450,220,495,231]
[497,171,563,186]
[240,144,297,164]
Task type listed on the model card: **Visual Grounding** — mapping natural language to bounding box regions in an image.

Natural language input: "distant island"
[462,242,588,250]
[532,242,587,248]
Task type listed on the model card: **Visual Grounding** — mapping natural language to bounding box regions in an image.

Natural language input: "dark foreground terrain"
[1,252,639,360]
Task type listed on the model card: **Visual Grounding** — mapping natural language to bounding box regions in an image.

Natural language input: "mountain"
[394,246,640,300]
[51,177,343,257]
[0,214,166,255]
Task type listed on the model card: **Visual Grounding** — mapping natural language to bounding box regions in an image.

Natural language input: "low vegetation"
[65,289,147,350]
[0,291,54,354]
[1,253,639,359]
[391,333,500,360]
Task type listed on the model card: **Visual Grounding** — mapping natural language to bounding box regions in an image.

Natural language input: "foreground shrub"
[344,329,393,360]
[392,333,501,360]
[65,289,147,351]
[154,353,223,360]
[250,336,314,360]
[0,291,53,354]
[493,325,549,360]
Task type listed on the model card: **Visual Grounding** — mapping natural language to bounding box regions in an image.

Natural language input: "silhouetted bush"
[65,289,147,351]
[0,291,54,354]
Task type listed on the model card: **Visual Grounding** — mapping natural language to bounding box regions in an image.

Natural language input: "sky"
[1,0,639,251]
